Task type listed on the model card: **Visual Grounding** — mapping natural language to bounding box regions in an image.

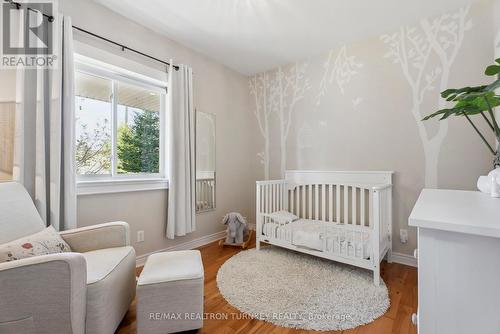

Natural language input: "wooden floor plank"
[117,239,417,334]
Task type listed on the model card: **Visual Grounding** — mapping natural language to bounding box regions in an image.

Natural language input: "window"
[75,60,167,193]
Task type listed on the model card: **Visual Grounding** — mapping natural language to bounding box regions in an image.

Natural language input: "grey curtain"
[13,14,77,231]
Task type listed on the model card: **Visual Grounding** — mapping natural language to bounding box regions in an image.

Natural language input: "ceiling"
[94,0,483,75]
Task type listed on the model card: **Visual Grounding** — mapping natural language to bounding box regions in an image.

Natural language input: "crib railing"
[255,180,287,215]
[196,178,216,212]
[256,180,392,259]
[288,183,376,227]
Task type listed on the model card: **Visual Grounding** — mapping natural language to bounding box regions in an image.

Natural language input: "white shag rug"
[216,247,389,331]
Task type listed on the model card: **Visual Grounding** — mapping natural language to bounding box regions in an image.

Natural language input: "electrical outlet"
[137,230,145,243]
[400,229,408,244]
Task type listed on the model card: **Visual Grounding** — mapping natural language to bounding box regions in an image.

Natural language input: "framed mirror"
[196,111,216,212]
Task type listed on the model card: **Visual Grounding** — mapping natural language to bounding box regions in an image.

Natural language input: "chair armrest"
[0,253,86,334]
[60,221,130,253]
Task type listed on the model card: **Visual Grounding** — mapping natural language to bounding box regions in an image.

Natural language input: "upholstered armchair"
[0,182,136,334]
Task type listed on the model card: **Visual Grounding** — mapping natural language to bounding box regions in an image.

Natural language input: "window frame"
[75,59,168,195]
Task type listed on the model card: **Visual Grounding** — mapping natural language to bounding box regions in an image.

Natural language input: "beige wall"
[496,0,500,57]
[2,0,498,259]
[249,1,496,255]
[60,0,257,257]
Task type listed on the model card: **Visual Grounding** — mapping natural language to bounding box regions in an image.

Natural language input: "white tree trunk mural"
[275,63,311,177]
[316,46,363,106]
[250,63,310,179]
[249,73,277,180]
[381,7,471,188]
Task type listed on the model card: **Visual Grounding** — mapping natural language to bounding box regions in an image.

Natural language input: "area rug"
[216,247,389,331]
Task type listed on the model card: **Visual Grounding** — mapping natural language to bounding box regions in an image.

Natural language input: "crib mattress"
[263,218,372,259]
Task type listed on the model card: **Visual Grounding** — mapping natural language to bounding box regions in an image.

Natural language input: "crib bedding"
[262,218,372,259]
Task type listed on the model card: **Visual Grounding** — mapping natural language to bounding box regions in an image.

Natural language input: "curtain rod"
[4,0,54,21]
[72,26,179,71]
[3,0,180,71]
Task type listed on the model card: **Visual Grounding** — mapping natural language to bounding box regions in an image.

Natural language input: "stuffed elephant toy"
[222,212,248,244]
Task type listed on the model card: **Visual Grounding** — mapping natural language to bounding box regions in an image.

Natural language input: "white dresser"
[409,189,500,334]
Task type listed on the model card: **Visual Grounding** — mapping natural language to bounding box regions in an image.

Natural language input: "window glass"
[75,71,112,175]
[116,81,161,174]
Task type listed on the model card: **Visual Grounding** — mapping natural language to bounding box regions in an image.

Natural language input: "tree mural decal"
[275,62,311,177]
[250,62,310,179]
[249,72,277,180]
[316,46,363,106]
[381,6,472,187]
[496,29,500,55]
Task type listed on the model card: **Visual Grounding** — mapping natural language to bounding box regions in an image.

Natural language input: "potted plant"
[422,58,500,196]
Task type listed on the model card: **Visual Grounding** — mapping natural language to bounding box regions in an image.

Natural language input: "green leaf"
[422,109,452,121]
[440,85,487,99]
[485,65,500,76]
[485,79,500,92]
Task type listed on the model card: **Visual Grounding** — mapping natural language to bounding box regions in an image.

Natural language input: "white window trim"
[75,57,168,195]
[77,178,168,196]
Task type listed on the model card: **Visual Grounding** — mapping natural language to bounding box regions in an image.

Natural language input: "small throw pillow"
[267,210,299,224]
[0,226,72,263]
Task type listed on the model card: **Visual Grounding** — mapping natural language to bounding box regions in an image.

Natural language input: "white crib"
[256,170,393,286]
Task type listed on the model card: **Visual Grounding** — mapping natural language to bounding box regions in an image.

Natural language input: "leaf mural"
[316,46,363,106]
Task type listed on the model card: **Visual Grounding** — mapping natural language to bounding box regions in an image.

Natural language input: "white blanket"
[263,218,372,259]
[289,220,326,251]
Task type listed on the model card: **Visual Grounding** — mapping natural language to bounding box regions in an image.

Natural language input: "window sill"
[77,178,169,196]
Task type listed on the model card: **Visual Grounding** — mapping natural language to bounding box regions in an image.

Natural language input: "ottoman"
[137,250,204,334]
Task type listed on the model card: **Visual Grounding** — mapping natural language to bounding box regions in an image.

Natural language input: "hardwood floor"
[116,239,418,334]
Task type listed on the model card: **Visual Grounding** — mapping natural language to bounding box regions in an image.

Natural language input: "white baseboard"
[136,230,226,267]
[390,251,417,267]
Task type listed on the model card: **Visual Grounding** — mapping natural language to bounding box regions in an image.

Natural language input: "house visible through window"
[75,62,166,182]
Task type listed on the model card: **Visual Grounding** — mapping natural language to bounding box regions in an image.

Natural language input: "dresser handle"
[413,248,418,259]
[411,313,418,326]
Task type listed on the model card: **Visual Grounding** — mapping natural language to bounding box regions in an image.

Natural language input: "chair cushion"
[82,246,135,284]
[138,250,204,286]
[0,226,72,263]
[84,246,136,334]
[0,182,45,244]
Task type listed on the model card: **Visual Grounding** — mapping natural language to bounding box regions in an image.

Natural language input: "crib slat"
[344,185,349,224]
[296,186,300,216]
[280,183,284,211]
[290,187,294,215]
[360,189,365,226]
[302,185,306,218]
[273,184,277,212]
[276,184,279,212]
[336,185,341,223]
[328,184,333,222]
[369,189,373,227]
[266,184,269,213]
[278,183,285,210]
[352,187,357,225]
[321,184,326,221]
[272,184,275,212]
[307,184,312,219]
[315,184,319,219]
